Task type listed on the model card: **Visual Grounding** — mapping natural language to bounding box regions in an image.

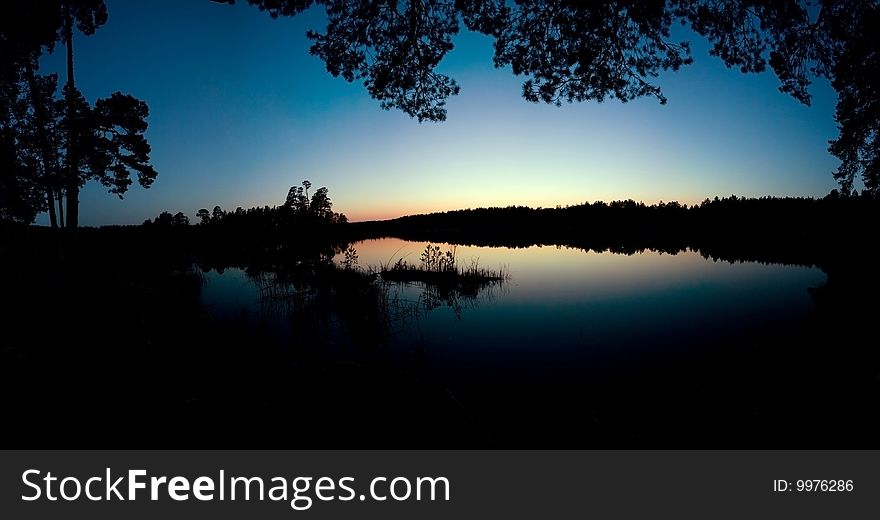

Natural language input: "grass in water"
[378,244,508,293]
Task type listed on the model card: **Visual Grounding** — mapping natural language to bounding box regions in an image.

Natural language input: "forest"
[2,1,880,448]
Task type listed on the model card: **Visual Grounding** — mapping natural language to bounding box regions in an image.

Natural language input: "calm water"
[199,237,827,387]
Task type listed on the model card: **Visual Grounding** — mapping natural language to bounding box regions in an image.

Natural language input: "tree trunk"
[46,188,58,228]
[57,193,65,228]
[24,59,58,229]
[64,5,79,230]
[47,189,58,227]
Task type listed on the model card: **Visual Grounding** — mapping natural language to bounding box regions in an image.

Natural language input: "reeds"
[378,244,508,287]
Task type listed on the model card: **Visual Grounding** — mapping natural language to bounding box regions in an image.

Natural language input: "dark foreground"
[1,216,879,448]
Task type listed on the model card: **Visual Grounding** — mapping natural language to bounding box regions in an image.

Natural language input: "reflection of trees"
[419,276,506,320]
[382,275,506,323]
[376,244,508,321]
[352,195,880,270]
[233,250,508,348]
[245,260,396,347]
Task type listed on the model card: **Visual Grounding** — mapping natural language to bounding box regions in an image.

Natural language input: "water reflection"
[346,237,823,302]
[200,238,825,383]
[199,241,510,347]
[190,237,841,445]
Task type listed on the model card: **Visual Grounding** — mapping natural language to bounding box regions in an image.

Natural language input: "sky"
[37,0,842,226]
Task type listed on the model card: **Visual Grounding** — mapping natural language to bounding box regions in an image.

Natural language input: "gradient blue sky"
[37,0,841,225]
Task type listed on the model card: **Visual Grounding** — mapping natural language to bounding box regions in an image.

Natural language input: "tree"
[196,208,210,225]
[1,1,158,228]
[309,186,332,219]
[828,4,880,195]
[84,92,158,197]
[0,60,68,225]
[172,211,190,226]
[0,93,45,223]
[59,0,108,229]
[26,71,66,228]
[153,210,173,227]
[285,185,301,209]
[215,0,880,193]
[212,205,224,222]
[281,180,346,221]
[284,180,312,214]
[1,3,68,225]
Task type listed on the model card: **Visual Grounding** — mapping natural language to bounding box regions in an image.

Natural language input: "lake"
[198,237,830,445]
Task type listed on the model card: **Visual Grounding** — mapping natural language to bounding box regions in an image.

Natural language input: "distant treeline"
[142,180,348,232]
[348,192,880,270]
[139,190,877,237]
[20,191,876,273]
[354,192,875,240]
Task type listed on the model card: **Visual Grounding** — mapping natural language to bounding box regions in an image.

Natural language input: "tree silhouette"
[828,4,880,195]
[285,185,302,208]
[302,179,311,199]
[0,65,62,224]
[85,92,157,197]
[284,180,313,214]
[194,181,348,230]
[196,208,210,225]
[1,3,68,225]
[172,211,190,226]
[212,0,852,112]
[149,210,190,226]
[22,69,65,228]
[480,1,693,106]
[214,0,880,192]
[153,210,173,227]
[214,0,461,121]
[61,0,108,229]
[309,185,332,219]
[1,79,45,224]
[0,1,158,227]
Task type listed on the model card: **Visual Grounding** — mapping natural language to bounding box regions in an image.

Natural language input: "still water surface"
[199,238,826,387]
